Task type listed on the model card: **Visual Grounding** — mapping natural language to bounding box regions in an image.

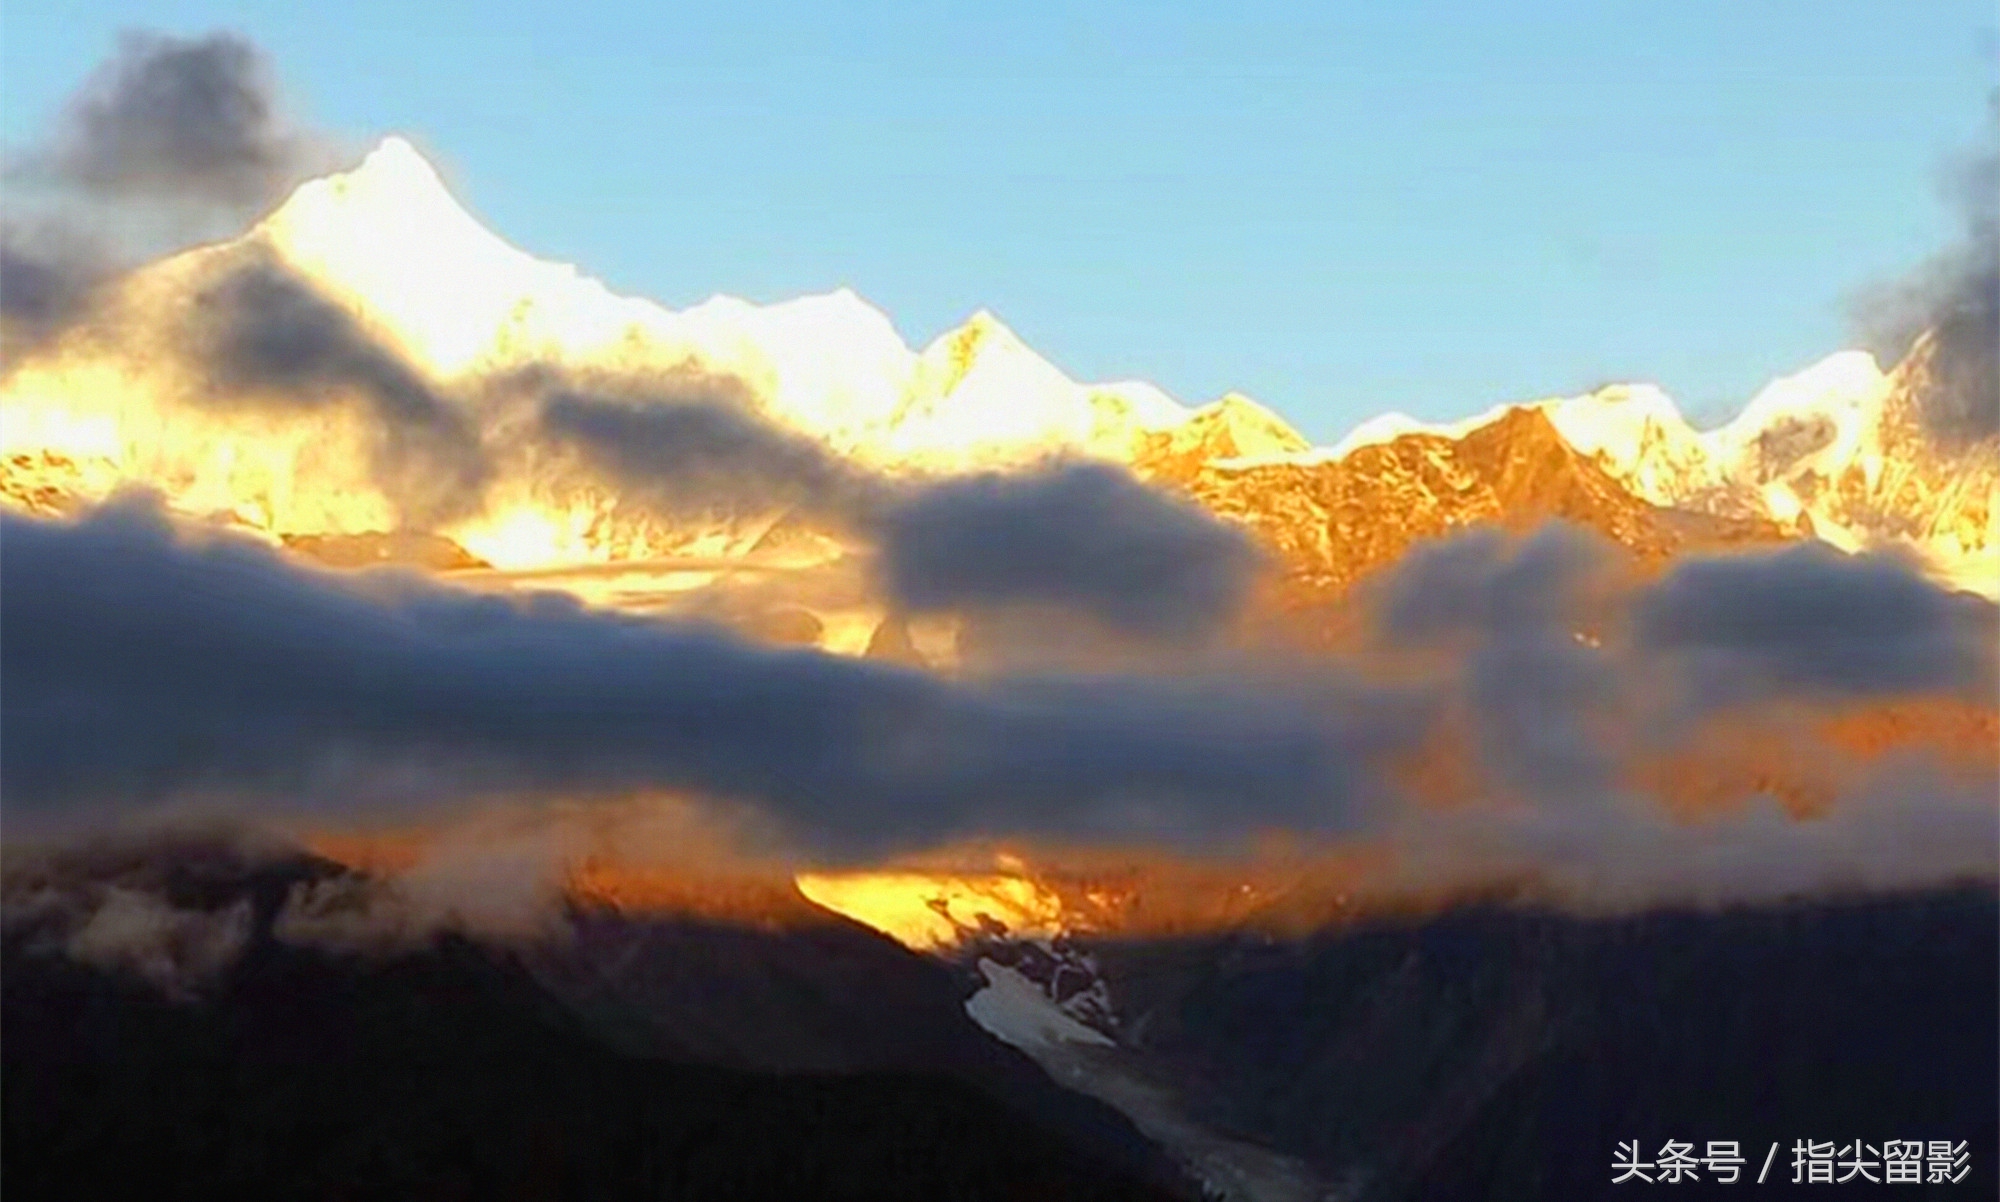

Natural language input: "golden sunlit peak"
[794,867,1066,951]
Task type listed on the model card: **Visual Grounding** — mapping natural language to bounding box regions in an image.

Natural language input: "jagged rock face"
[1,451,116,518]
[1167,408,1789,603]
[1810,342,1997,583]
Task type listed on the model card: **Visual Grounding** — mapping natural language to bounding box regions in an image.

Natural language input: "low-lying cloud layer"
[1378,525,1997,716]
[0,825,279,997]
[1631,541,1997,704]
[0,498,1382,853]
[3,503,1992,1000]
[1365,526,1998,909]
[879,463,1259,641]
[6,499,1993,901]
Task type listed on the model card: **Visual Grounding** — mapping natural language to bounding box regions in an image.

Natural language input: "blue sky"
[3,1,1993,441]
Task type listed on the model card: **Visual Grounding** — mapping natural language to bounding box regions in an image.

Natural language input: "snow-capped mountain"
[1214,346,1994,596]
[1171,405,1794,615]
[0,138,1255,571]
[1539,343,1994,592]
[191,135,1198,468]
[1,135,1991,598]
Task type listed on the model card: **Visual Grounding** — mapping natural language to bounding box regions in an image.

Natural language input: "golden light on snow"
[3,131,1990,625]
[451,505,576,571]
[0,394,124,460]
[793,869,1067,950]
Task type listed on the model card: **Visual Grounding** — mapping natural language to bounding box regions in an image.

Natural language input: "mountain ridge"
[0,136,1991,597]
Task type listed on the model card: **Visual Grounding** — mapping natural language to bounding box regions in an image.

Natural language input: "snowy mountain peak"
[259,136,493,262]
[1175,392,1310,467]
[251,136,609,375]
[871,309,1192,465]
[1541,382,1699,484]
[246,146,1186,463]
[1719,350,1888,445]
[960,308,1012,338]
[1208,391,1297,429]
[333,136,457,207]
[923,310,1031,393]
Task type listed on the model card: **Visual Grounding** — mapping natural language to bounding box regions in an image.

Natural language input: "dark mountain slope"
[2,846,1194,1202]
[1085,887,1997,1200]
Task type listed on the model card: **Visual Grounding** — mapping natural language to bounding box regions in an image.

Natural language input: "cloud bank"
[0,497,1385,853]
[1363,525,1997,909]
[878,463,1260,641]
[6,498,1992,907]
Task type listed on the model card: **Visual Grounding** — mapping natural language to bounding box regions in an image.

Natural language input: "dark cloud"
[34,31,328,210]
[1365,523,1998,812]
[1373,523,1609,644]
[0,499,1393,854]
[876,463,1261,641]
[1853,94,1999,449]
[1376,524,1996,715]
[191,259,490,525]
[536,379,881,524]
[1632,541,1998,707]
[1368,525,1625,802]
[0,221,113,361]
[1,226,103,329]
